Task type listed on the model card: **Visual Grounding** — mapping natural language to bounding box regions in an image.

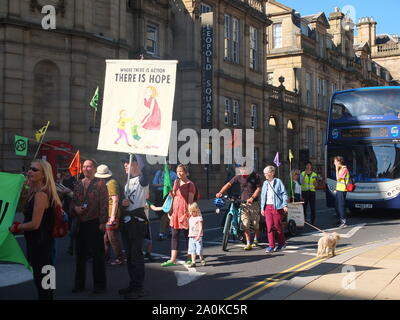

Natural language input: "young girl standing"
[187,202,206,268]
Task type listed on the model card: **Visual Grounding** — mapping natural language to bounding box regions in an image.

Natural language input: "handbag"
[345,177,356,192]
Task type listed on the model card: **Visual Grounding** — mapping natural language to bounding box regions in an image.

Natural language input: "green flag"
[163,163,172,199]
[15,135,28,156]
[0,172,32,271]
[90,86,99,111]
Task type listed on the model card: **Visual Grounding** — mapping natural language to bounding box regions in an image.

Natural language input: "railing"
[266,85,301,106]
[266,85,281,100]
[372,43,400,57]
[240,0,264,12]
[283,90,301,105]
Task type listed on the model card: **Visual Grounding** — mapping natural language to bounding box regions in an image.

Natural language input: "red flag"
[69,150,81,177]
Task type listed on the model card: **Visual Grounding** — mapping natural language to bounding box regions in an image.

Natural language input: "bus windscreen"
[331,89,400,123]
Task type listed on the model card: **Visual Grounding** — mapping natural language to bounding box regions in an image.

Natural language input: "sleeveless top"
[23,194,54,245]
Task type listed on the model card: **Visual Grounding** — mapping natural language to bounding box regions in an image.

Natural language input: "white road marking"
[307,223,367,238]
[174,270,206,287]
[301,252,318,256]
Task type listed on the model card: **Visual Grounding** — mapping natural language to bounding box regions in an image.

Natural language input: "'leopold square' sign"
[201,12,213,128]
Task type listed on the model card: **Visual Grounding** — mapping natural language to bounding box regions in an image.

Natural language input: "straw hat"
[95,164,112,178]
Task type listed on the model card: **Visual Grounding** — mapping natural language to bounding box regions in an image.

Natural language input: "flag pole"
[125,153,133,199]
[32,121,50,161]
[125,55,143,197]
[93,108,97,128]
[289,158,294,203]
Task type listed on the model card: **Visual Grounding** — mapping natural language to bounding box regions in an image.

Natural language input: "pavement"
[255,237,400,300]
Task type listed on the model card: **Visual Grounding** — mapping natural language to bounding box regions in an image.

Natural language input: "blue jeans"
[335,191,347,223]
[188,237,203,255]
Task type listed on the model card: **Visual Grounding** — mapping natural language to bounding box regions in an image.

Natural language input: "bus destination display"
[341,127,389,138]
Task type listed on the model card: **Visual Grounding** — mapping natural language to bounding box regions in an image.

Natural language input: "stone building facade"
[355,17,400,85]
[265,0,393,181]
[0,0,273,196]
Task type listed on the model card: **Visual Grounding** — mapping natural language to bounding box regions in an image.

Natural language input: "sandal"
[161,260,177,267]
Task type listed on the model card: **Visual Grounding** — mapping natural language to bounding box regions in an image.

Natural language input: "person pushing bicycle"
[216,166,262,250]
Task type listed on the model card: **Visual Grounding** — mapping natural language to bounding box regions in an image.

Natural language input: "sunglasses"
[29,167,40,172]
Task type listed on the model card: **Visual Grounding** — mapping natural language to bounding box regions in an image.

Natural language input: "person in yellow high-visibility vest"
[300,162,318,224]
[334,156,350,228]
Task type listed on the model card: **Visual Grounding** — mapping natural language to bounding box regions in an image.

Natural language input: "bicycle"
[214,196,246,251]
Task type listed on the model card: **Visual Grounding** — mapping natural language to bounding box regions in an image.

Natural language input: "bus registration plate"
[355,204,373,209]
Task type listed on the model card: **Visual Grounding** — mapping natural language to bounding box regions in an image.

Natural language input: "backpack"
[52,204,69,238]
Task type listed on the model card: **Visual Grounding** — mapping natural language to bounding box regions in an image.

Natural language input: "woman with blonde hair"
[10,159,61,300]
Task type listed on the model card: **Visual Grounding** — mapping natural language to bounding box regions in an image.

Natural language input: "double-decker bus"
[326,87,400,211]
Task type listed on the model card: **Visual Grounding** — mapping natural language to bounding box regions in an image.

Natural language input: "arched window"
[269,116,280,161]
[33,60,60,129]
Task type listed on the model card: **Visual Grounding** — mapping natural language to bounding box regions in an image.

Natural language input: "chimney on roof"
[356,16,377,46]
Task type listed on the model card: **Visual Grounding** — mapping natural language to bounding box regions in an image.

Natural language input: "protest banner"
[97,60,178,156]
[0,172,32,272]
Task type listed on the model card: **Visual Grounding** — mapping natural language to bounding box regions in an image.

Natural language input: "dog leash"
[304,221,327,234]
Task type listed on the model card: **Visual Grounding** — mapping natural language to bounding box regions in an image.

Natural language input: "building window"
[323,79,328,110]
[269,116,277,126]
[224,15,231,60]
[233,99,240,126]
[254,148,259,172]
[306,73,312,107]
[331,83,336,97]
[287,120,295,160]
[272,23,282,49]
[287,120,294,130]
[33,60,60,130]
[269,116,280,160]
[146,24,158,55]
[224,98,231,125]
[232,18,240,64]
[94,0,110,28]
[320,129,325,160]
[306,126,315,158]
[249,26,259,70]
[317,77,323,109]
[201,3,212,13]
[267,72,274,85]
[301,23,309,36]
[251,104,258,129]
[316,32,325,58]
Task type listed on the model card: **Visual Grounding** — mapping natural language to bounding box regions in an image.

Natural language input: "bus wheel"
[288,220,297,236]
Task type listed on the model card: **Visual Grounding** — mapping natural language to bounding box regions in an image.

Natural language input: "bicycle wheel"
[222,214,232,251]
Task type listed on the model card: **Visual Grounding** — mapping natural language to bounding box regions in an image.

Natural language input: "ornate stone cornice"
[30,0,65,17]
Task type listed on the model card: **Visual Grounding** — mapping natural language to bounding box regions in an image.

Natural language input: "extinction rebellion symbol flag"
[15,135,28,156]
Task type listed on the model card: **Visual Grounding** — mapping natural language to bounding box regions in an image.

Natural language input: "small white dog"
[317,232,341,258]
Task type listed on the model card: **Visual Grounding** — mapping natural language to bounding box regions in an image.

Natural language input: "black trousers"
[121,216,146,290]
[26,236,54,300]
[170,228,189,251]
[74,219,106,290]
[302,191,316,224]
